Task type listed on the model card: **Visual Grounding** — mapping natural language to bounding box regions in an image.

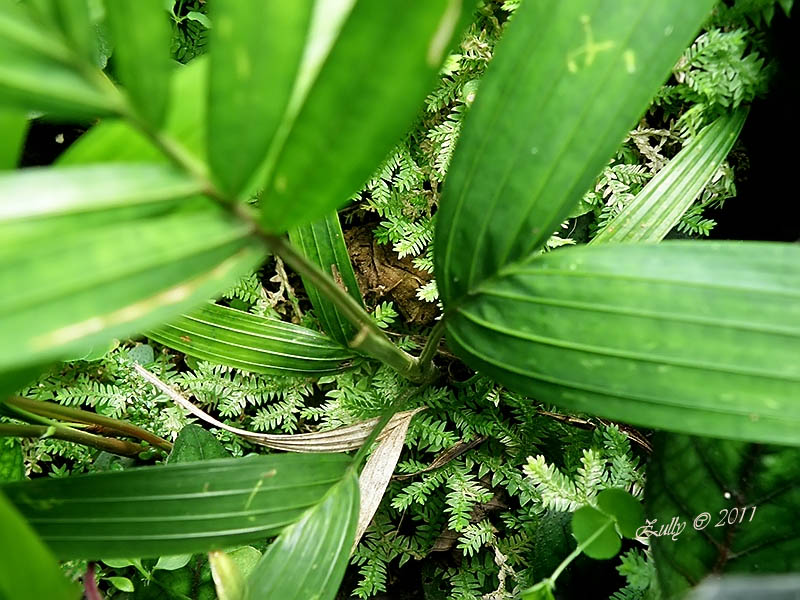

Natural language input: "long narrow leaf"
[592,108,747,244]
[0,183,265,369]
[59,57,208,166]
[28,0,94,63]
[288,212,364,344]
[207,1,312,196]
[0,1,120,118]
[1,453,351,559]
[0,491,79,600]
[446,242,800,445]
[261,0,475,231]
[105,0,172,126]
[246,469,359,600]
[0,106,28,169]
[435,0,716,303]
[0,163,203,221]
[138,369,422,452]
[147,303,356,376]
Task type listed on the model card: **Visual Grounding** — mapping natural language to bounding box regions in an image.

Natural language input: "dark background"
[710,4,800,242]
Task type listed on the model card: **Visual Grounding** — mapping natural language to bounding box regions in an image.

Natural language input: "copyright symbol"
[693,512,711,530]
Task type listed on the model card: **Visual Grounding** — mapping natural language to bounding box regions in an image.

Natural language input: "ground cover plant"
[1,0,798,599]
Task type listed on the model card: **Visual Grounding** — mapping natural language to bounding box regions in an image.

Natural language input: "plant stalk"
[128,113,437,384]
[418,318,446,369]
[6,396,172,452]
[0,424,146,457]
[548,519,613,585]
[236,209,438,384]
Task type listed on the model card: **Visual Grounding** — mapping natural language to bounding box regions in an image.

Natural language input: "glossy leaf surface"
[148,302,356,376]
[262,0,474,231]
[288,211,364,345]
[646,434,800,599]
[436,0,716,302]
[445,242,800,445]
[2,453,351,559]
[246,469,359,600]
[592,109,747,244]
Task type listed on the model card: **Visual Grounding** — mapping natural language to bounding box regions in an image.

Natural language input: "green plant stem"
[548,520,613,587]
[259,229,438,383]
[125,109,437,384]
[0,424,146,457]
[418,318,446,370]
[6,396,173,452]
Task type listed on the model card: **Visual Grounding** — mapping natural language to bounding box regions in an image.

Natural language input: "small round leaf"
[571,506,620,560]
[596,488,645,539]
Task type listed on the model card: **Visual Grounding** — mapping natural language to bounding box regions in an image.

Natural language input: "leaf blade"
[148,302,356,376]
[591,109,747,244]
[0,1,119,118]
[261,0,475,231]
[288,211,364,344]
[0,106,28,169]
[1,453,352,559]
[646,434,800,599]
[207,1,312,196]
[0,491,80,600]
[105,0,172,126]
[446,242,800,445]
[245,469,359,600]
[0,180,265,370]
[435,0,716,304]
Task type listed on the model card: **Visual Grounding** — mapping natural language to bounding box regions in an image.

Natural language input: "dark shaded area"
[709,6,800,242]
[19,120,85,167]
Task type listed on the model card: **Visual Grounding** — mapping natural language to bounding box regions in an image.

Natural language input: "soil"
[344,224,438,327]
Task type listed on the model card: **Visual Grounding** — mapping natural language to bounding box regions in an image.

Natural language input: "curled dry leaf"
[352,409,418,552]
[134,363,424,452]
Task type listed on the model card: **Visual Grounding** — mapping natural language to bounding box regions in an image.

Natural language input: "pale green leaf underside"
[246,469,359,600]
[288,211,364,345]
[436,0,716,304]
[592,108,747,244]
[446,242,800,445]
[1,453,351,559]
[0,163,203,221]
[148,302,356,376]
